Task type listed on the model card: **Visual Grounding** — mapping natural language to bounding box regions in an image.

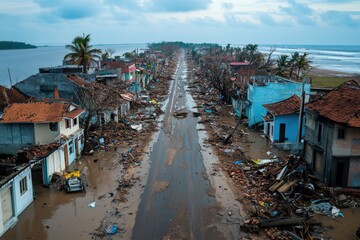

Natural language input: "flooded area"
[3,50,359,240]
[2,50,245,240]
[318,207,360,240]
[2,149,125,240]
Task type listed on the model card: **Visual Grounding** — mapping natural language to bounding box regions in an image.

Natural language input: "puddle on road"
[2,150,125,240]
[317,207,360,240]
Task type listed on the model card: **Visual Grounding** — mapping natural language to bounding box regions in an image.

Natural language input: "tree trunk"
[82,111,92,153]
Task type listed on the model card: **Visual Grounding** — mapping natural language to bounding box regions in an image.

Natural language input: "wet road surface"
[132,51,242,240]
[2,51,244,240]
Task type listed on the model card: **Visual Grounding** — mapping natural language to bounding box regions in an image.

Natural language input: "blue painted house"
[246,75,310,127]
[262,95,303,143]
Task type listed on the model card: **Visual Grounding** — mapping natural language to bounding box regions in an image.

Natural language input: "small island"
[0,41,37,50]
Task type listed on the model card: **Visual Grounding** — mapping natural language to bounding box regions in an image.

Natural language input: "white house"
[0,164,33,237]
[0,101,85,185]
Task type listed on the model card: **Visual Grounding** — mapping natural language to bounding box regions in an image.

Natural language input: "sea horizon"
[0,43,359,88]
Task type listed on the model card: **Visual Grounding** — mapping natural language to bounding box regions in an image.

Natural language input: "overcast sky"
[1,0,359,45]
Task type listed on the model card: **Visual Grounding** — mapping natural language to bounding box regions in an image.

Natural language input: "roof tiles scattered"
[306,80,360,127]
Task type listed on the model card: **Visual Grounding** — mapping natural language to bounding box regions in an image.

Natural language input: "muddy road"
[2,51,244,240]
[131,51,244,240]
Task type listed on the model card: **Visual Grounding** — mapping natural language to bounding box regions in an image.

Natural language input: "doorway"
[279,123,286,143]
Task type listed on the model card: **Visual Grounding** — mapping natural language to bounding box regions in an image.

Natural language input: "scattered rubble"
[186,50,360,239]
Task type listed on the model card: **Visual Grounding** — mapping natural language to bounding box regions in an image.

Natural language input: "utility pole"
[297,79,306,142]
[8,68,13,87]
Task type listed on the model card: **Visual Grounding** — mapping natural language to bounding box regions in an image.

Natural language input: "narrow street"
[2,51,245,240]
[132,51,244,240]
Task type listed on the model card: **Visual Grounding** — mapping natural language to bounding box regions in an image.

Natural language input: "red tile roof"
[67,75,88,86]
[1,102,83,123]
[101,61,123,70]
[230,61,250,66]
[0,86,30,111]
[306,80,360,127]
[64,108,84,119]
[263,95,301,116]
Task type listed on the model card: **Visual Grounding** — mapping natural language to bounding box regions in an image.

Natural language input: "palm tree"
[64,34,101,73]
[295,52,312,80]
[289,52,300,79]
[276,54,289,77]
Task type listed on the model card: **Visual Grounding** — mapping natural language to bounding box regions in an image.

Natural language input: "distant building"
[39,65,82,74]
[246,75,310,127]
[304,80,360,187]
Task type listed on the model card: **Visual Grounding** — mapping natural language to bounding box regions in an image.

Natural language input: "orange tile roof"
[64,108,84,118]
[306,80,360,127]
[263,95,301,116]
[1,102,83,123]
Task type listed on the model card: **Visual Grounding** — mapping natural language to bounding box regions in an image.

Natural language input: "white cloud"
[0,0,359,45]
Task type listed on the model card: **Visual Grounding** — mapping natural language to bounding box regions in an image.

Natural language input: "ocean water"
[0,43,147,87]
[0,44,359,87]
[259,44,360,75]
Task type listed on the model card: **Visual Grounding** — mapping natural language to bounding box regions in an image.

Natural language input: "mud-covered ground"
[3,50,359,240]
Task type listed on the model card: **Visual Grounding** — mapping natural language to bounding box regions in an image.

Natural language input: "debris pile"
[186,51,360,239]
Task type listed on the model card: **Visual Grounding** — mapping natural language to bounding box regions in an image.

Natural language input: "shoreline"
[308,67,359,77]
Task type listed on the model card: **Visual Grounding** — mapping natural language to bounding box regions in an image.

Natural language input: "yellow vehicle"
[63,171,85,193]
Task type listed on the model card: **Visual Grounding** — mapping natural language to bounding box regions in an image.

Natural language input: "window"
[73,117,77,126]
[69,140,74,154]
[80,134,84,144]
[305,116,315,129]
[317,123,323,143]
[49,122,58,131]
[65,119,71,129]
[337,128,345,140]
[20,177,28,195]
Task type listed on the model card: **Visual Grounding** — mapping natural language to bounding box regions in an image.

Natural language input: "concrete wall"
[246,81,310,126]
[0,123,35,155]
[272,114,302,143]
[43,147,65,186]
[332,125,360,156]
[67,137,77,166]
[304,111,360,187]
[34,123,59,144]
[0,166,33,237]
[13,167,33,215]
[59,117,80,137]
[304,112,334,183]
[348,158,360,187]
